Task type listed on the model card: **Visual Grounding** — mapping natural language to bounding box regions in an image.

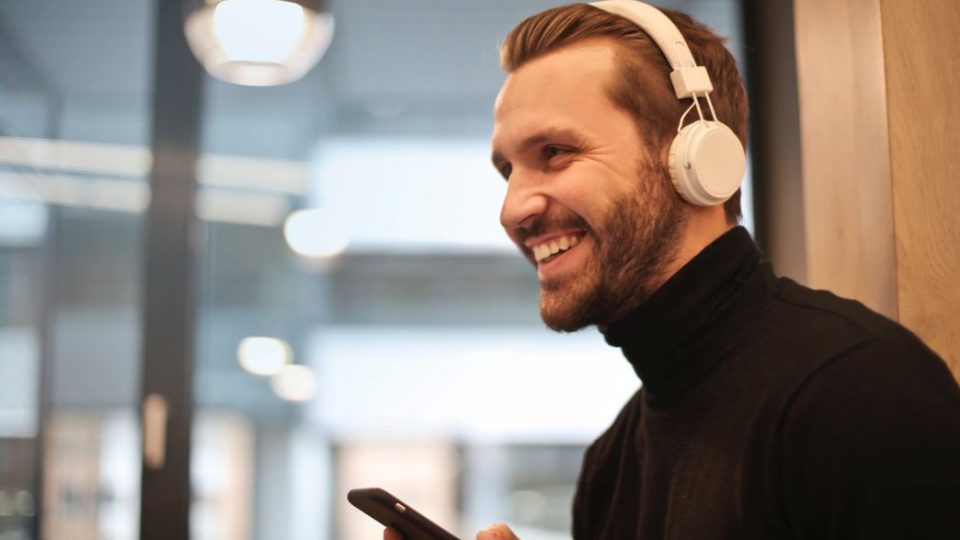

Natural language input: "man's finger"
[384,527,403,540]
[476,522,519,540]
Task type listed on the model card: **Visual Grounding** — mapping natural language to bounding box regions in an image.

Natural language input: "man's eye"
[545,145,568,158]
[500,164,512,180]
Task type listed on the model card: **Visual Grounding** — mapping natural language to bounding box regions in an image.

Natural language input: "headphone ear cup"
[668,121,746,206]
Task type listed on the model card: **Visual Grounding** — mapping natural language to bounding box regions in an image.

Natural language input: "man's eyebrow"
[491,127,586,169]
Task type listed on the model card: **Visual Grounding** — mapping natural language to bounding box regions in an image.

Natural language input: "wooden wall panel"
[881,0,960,371]
[793,0,898,319]
[792,0,960,377]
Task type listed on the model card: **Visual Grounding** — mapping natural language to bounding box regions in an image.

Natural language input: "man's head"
[490,2,748,331]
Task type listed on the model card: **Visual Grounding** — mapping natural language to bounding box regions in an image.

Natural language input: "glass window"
[1,1,749,539]
[0,1,153,538]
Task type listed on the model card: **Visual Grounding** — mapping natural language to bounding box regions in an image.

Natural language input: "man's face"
[491,39,686,331]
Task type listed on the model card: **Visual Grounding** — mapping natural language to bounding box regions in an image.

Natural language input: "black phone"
[347,487,461,540]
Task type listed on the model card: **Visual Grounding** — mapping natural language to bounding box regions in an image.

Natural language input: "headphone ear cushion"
[668,121,746,206]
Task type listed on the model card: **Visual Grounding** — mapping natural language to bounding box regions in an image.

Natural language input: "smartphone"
[347,487,460,540]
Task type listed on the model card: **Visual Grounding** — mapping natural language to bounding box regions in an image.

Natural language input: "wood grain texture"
[793,0,898,319]
[881,0,960,374]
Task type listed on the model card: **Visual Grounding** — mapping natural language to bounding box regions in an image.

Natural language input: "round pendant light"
[185,0,334,86]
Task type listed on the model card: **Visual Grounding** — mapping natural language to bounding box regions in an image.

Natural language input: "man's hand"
[476,523,519,540]
[382,523,519,540]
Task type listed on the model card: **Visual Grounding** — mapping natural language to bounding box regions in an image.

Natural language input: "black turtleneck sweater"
[573,227,960,540]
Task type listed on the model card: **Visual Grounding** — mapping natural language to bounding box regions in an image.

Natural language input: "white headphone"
[590,0,745,206]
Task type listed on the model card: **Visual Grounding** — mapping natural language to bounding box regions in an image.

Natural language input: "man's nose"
[499,173,548,232]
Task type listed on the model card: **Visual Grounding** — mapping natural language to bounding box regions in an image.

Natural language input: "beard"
[536,161,686,332]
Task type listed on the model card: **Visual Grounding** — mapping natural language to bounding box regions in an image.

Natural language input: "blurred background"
[0,1,750,539]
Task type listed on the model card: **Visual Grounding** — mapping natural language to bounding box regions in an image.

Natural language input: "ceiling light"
[185,0,334,87]
[271,364,317,402]
[283,208,350,258]
[237,336,292,376]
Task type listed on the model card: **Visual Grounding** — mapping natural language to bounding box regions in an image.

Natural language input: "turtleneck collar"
[601,226,773,402]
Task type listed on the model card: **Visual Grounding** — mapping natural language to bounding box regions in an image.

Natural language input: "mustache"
[516,212,593,245]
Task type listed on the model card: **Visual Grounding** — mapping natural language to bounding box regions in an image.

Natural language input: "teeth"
[531,233,583,262]
[536,245,548,261]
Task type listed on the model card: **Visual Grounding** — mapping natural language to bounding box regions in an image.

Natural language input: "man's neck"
[663,214,737,288]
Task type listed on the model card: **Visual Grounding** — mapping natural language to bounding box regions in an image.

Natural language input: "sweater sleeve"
[778,338,960,540]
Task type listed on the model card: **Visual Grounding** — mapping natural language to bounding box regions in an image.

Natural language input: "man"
[388,2,960,539]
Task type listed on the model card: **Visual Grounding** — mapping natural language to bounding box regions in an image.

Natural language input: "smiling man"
[387,2,960,540]
[492,31,690,334]
[485,1,960,540]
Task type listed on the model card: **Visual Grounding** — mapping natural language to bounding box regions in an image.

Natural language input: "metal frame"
[139,0,205,537]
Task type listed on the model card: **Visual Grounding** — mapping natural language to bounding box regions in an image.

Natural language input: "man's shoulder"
[732,272,955,409]
[762,281,960,539]
[754,274,932,362]
[770,276,957,402]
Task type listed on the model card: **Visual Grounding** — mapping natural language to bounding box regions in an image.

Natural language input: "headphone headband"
[590,0,713,99]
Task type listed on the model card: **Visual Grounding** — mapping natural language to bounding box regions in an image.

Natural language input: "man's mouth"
[531,232,585,264]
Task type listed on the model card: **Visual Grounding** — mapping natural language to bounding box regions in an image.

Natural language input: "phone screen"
[347,487,461,540]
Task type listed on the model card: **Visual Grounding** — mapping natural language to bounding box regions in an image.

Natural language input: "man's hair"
[500,3,748,223]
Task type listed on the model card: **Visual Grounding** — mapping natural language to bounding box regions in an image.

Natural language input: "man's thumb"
[476,522,518,540]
